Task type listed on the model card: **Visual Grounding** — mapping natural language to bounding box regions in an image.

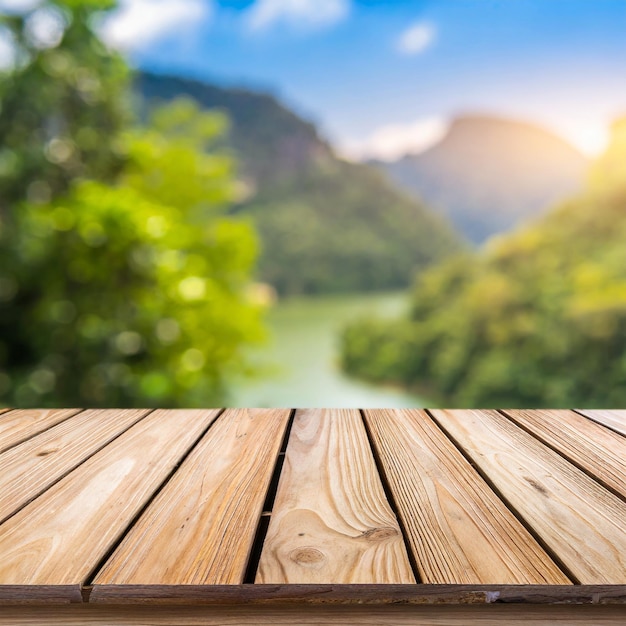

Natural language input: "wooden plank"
[0,409,221,593]
[0,409,150,524]
[430,409,626,584]
[577,410,626,437]
[93,408,290,586]
[0,584,83,604]
[0,409,81,453]
[504,409,626,499]
[0,408,10,415]
[256,409,415,584]
[363,409,568,584]
[89,582,626,605]
[2,604,626,626]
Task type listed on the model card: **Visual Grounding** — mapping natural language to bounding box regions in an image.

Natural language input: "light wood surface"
[1,407,625,607]
[1,604,625,625]
[364,409,568,584]
[0,409,150,524]
[430,409,626,584]
[94,409,290,586]
[0,409,220,588]
[257,409,414,584]
[0,409,81,453]
[503,409,626,498]
[577,409,626,437]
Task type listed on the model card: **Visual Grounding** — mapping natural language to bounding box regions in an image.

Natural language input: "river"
[228,291,426,408]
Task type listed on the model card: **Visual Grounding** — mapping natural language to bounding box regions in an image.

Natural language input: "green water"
[228,291,426,408]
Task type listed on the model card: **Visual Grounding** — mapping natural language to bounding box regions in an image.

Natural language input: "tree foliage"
[0,3,264,406]
[342,118,626,407]
[0,0,129,215]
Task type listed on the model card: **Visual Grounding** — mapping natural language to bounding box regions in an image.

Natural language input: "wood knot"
[289,547,325,565]
[360,527,399,541]
[524,477,548,495]
[36,448,58,457]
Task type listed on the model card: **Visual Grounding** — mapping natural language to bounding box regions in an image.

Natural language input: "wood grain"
[0,409,220,588]
[0,409,150,524]
[503,409,626,499]
[577,410,626,437]
[430,409,626,584]
[2,604,626,626]
[257,409,414,584]
[93,409,290,586]
[363,409,568,584]
[0,409,81,453]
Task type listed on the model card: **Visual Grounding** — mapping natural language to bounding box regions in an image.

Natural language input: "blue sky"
[103,0,626,159]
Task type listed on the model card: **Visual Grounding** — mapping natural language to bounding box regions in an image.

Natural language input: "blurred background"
[1,0,625,408]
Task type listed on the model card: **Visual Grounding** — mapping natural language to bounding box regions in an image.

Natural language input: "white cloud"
[396,21,435,55]
[100,0,210,52]
[338,117,448,162]
[245,0,349,32]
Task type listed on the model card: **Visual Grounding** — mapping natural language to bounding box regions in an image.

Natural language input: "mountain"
[136,72,463,295]
[372,115,589,244]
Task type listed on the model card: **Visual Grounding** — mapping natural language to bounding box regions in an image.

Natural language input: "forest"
[342,119,626,407]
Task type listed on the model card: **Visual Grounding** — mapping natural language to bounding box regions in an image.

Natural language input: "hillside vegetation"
[342,118,626,407]
[137,73,463,295]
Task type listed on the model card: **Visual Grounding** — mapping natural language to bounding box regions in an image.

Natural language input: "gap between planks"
[359,409,422,583]
[242,409,296,584]
[254,409,415,585]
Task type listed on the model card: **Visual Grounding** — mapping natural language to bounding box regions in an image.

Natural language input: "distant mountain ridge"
[136,72,463,295]
[137,73,338,196]
[372,115,589,244]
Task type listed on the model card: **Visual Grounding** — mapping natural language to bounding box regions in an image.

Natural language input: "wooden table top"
[0,408,624,607]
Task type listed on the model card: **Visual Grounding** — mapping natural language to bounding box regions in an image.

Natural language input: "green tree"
[0,99,264,406]
[0,0,129,216]
[0,2,265,406]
